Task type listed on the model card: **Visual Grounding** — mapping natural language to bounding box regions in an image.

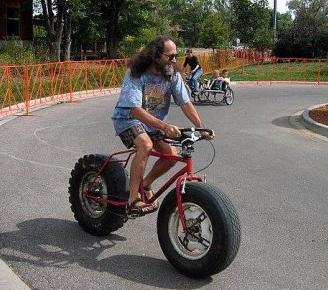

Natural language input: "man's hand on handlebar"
[163,124,181,139]
[201,130,215,140]
[161,127,214,144]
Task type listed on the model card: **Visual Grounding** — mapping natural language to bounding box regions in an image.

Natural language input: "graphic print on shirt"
[143,83,168,114]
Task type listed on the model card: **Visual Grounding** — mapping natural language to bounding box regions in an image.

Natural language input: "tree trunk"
[103,1,125,59]
[63,10,72,60]
[40,0,55,55]
[40,0,65,61]
[55,0,65,61]
[106,27,119,59]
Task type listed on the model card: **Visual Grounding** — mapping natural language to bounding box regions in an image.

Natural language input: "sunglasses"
[162,53,178,61]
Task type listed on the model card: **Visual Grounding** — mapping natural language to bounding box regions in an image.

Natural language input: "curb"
[302,103,328,138]
[0,259,31,290]
[0,88,121,127]
[231,81,328,86]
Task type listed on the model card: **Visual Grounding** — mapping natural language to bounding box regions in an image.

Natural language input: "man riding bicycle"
[183,49,203,94]
[112,36,213,216]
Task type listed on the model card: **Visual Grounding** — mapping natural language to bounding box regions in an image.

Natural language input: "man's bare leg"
[128,133,153,206]
[143,140,178,190]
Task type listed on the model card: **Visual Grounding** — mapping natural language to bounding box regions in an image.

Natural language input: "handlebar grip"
[162,128,214,144]
[179,128,214,135]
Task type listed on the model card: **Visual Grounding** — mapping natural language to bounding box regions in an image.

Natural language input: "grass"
[228,61,328,82]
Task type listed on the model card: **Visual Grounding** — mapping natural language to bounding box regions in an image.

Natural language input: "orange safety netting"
[0,50,327,117]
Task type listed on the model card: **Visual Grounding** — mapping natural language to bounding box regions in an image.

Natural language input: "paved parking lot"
[0,84,327,290]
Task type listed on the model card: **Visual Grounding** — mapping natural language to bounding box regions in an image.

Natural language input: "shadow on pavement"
[0,218,211,289]
[272,116,295,129]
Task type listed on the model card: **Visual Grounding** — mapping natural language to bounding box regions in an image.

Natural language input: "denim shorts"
[119,124,164,148]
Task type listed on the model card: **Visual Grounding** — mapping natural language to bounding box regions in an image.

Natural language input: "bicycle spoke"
[178,235,190,249]
[187,231,211,248]
[189,212,207,227]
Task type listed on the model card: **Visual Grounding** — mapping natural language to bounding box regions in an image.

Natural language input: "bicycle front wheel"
[157,182,241,278]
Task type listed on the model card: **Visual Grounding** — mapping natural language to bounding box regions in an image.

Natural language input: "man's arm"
[180,102,215,139]
[130,107,180,137]
[224,77,231,85]
[180,102,203,128]
[191,64,200,74]
[130,107,166,130]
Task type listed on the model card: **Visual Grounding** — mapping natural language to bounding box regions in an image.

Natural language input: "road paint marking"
[33,125,78,154]
[0,152,70,170]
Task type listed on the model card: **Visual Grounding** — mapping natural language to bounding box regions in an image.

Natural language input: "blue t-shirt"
[112,69,190,135]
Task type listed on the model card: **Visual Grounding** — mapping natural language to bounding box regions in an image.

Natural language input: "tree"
[117,1,182,57]
[167,0,229,47]
[200,12,230,50]
[276,12,293,37]
[251,28,273,51]
[34,0,87,60]
[274,0,328,57]
[37,0,64,60]
[92,0,159,58]
[230,0,272,46]
[288,0,328,57]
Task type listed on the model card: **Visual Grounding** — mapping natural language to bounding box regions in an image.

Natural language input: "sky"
[268,0,289,13]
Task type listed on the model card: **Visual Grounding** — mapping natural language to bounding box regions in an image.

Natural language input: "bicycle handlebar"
[163,127,214,146]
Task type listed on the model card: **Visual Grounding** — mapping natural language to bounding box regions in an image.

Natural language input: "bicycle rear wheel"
[224,88,234,105]
[69,155,129,236]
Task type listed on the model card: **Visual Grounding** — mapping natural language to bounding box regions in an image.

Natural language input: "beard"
[154,61,175,80]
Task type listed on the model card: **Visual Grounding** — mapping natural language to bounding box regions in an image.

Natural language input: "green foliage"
[0,40,54,65]
[33,25,47,38]
[27,0,328,60]
[116,0,184,58]
[251,28,273,51]
[117,29,157,58]
[274,0,328,57]
[68,0,105,42]
[231,0,271,46]
[200,13,230,49]
[167,0,225,47]
[276,12,293,36]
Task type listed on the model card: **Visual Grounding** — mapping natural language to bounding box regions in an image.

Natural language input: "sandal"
[126,198,157,218]
[144,187,159,210]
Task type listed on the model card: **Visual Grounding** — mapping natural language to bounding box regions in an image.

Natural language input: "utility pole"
[273,0,277,42]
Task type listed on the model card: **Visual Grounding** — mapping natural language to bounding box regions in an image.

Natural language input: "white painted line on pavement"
[0,259,31,290]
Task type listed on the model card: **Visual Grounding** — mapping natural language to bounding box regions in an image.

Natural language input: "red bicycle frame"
[85,148,203,230]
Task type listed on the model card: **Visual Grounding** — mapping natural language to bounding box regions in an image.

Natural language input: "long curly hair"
[129,36,174,78]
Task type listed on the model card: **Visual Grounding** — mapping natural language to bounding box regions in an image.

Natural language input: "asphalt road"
[0,84,327,290]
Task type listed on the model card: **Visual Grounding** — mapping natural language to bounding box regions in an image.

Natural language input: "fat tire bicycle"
[68,128,241,278]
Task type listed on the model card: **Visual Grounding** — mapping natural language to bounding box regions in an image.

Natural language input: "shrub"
[0,40,54,65]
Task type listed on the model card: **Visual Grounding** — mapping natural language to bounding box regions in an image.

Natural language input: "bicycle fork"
[175,174,202,231]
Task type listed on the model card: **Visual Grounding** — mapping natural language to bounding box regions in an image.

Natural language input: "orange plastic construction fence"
[0,59,128,117]
[0,50,327,117]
